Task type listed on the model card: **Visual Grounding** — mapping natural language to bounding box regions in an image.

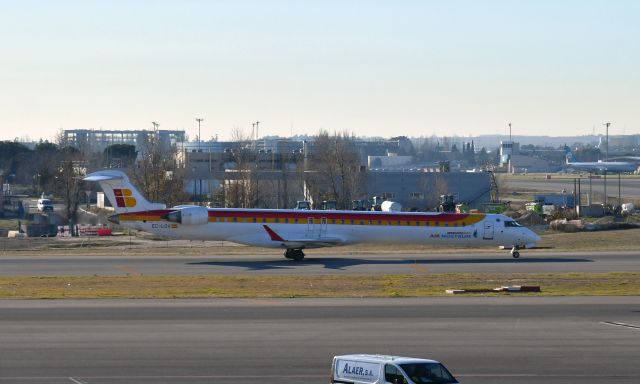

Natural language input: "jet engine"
[165,206,209,225]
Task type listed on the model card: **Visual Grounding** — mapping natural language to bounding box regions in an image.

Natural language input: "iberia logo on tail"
[113,188,137,208]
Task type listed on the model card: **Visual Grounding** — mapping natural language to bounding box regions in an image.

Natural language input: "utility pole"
[251,122,256,149]
[604,122,611,161]
[196,118,204,150]
[255,121,260,142]
[603,122,611,211]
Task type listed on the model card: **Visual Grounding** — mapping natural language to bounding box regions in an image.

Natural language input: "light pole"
[603,122,611,161]
[191,166,197,202]
[603,122,611,210]
[255,121,260,140]
[196,118,204,150]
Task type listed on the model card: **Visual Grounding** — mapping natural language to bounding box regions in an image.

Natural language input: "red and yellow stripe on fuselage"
[118,209,485,228]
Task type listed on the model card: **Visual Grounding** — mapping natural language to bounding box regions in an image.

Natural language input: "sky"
[1,0,639,142]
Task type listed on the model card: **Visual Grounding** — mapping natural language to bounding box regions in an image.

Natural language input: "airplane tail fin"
[564,145,577,164]
[84,170,166,213]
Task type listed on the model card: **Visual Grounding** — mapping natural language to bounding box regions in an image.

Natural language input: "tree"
[32,142,60,195]
[132,131,188,207]
[305,130,363,209]
[55,147,85,235]
[0,141,32,183]
[224,127,255,208]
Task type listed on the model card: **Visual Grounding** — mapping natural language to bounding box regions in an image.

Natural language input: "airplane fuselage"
[114,208,539,250]
[566,161,637,173]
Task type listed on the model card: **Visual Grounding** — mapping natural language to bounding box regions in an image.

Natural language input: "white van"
[37,198,54,212]
[331,354,459,384]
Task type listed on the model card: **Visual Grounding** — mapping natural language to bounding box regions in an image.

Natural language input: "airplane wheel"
[284,249,305,261]
[512,251,520,259]
[291,249,305,261]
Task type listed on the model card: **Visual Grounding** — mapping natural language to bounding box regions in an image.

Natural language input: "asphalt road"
[0,297,638,384]
[0,250,638,276]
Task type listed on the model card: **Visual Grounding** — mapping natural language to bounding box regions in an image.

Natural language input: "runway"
[0,250,638,276]
[0,297,638,384]
[506,176,640,200]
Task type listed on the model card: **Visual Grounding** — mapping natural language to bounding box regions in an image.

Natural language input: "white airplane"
[84,170,540,260]
[564,145,637,173]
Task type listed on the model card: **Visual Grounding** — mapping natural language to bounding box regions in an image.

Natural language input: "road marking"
[411,261,429,273]
[113,265,142,276]
[69,378,87,384]
[601,321,640,330]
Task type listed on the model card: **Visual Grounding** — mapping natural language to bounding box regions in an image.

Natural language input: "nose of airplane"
[524,229,541,248]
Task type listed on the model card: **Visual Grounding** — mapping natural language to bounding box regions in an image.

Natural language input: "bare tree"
[305,130,362,209]
[226,127,256,208]
[55,148,86,235]
[132,131,189,207]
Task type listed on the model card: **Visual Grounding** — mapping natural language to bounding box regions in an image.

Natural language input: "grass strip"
[0,272,638,299]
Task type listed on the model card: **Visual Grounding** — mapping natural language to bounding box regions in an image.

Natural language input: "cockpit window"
[504,220,522,227]
[399,363,456,384]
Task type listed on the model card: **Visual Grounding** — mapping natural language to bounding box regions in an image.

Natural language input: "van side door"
[385,364,408,384]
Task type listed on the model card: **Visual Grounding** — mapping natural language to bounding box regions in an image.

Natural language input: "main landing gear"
[284,248,305,261]
[510,246,520,259]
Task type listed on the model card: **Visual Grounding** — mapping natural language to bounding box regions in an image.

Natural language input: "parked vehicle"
[331,354,459,384]
[37,198,54,212]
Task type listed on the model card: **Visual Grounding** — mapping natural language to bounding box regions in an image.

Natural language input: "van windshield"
[399,363,456,384]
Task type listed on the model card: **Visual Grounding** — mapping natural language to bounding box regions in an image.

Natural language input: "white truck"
[331,354,459,384]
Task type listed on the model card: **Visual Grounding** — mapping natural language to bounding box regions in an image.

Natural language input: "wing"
[262,225,345,249]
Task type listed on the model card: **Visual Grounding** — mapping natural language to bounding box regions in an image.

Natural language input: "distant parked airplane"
[84,170,540,259]
[564,146,637,173]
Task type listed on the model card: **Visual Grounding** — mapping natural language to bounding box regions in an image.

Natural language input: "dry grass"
[0,272,638,299]
[534,228,640,251]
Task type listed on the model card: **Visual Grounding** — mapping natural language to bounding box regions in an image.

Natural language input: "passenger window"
[385,364,407,384]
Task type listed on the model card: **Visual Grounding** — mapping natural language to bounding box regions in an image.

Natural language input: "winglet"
[263,225,285,241]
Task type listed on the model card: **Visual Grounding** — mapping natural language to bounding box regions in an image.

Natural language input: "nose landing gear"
[510,246,520,259]
[284,248,305,261]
